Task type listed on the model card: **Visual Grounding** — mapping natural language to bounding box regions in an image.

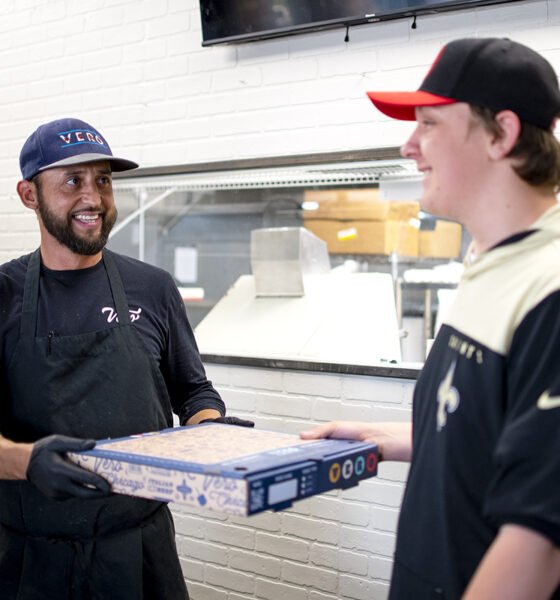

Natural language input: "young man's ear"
[17,180,39,212]
[488,110,521,160]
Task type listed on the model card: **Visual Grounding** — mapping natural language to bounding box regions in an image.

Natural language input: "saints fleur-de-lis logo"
[436,361,460,431]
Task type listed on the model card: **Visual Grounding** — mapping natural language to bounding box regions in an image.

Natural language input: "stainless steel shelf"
[112,159,420,194]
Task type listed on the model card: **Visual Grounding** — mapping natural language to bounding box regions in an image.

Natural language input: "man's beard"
[36,189,117,256]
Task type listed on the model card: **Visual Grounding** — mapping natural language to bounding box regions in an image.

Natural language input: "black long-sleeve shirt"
[0,251,224,427]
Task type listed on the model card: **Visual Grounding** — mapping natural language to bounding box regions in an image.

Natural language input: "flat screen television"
[199,0,528,46]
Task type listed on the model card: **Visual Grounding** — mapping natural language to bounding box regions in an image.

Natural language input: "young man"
[0,118,232,599]
[302,38,560,599]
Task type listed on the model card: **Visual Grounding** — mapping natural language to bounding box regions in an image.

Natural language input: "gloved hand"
[200,416,255,428]
[26,435,112,501]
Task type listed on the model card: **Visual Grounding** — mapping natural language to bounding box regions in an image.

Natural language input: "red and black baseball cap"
[367,37,560,130]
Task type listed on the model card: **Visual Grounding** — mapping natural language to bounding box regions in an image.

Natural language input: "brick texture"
[0,3,556,599]
[1,1,554,261]
[170,361,413,599]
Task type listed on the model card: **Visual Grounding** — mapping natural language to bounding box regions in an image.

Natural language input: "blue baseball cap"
[19,117,139,180]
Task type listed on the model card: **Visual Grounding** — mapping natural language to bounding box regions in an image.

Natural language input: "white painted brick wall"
[171,363,413,599]
[1,0,558,260]
[0,0,557,596]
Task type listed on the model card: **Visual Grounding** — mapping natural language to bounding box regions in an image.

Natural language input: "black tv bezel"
[199,0,529,46]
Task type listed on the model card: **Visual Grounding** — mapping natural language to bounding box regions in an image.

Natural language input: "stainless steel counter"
[201,353,421,380]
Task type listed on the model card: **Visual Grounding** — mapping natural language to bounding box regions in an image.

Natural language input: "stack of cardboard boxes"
[418,219,463,258]
[303,188,462,258]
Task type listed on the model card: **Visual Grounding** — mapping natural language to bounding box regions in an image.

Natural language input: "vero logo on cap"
[57,128,106,148]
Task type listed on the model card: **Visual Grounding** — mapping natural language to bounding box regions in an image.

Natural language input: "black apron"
[0,249,189,600]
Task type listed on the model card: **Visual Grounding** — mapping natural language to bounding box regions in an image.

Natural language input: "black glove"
[200,416,255,428]
[26,435,112,501]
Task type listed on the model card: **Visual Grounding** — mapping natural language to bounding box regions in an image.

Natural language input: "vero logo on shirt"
[101,306,142,323]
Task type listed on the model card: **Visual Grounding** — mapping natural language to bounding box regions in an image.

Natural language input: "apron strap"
[20,249,131,339]
[102,250,130,327]
[19,249,41,340]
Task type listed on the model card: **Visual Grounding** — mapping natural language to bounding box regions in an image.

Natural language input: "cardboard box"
[69,424,378,517]
[419,220,462,258]
[303,189,419,221]
[304,219,419,256]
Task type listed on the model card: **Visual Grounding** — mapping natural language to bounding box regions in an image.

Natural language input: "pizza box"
[69,424,378,517]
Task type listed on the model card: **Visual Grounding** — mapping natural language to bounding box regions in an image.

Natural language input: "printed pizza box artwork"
[68,424,379,516]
